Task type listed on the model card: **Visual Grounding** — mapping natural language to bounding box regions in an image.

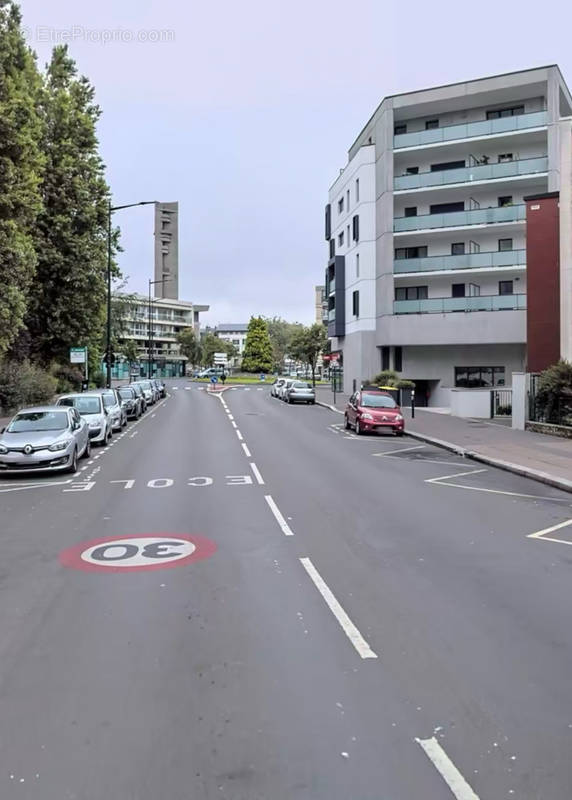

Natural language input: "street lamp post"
[106,200,157,388]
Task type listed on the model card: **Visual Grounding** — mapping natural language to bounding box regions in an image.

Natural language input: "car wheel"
[288,397,293,404]
[67,447,78,474]
[355,419,362,435]
[106,427,112,444]
[394,429,404,437]
[82,438,91,459]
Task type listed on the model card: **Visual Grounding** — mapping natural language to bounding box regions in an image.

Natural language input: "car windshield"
[118,389,134,400]
[101,394,116,408]
[7,411,69,433]
[140,381,152,389]
[59,396,102,415]
[360,394,398,409]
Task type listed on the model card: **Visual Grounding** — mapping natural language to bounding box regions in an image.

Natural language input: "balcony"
[393,111,547,150]
[394,294,526,314]
[394,157,547,191]
[328,308,336,321]
[394,204,526,233]
[394,248,526,274]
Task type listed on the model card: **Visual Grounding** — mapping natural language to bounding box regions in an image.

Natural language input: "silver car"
[135,380,156,406]
[92,389,126,432]
[0,406,89,475]
[117,386,142,419]
[279,379,296,400]
[271,377,287,398]
[56,393,112,445]
[285,381,316,404]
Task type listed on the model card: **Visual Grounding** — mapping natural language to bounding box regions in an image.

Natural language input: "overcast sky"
[19,0,572,326]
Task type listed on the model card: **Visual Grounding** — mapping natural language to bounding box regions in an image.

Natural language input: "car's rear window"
[361,394,397,409]
[293,382,311,389]
[59,396,102,414]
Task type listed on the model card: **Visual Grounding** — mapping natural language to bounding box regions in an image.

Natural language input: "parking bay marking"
[416,737,480,800]
[527,518,572,546]
[426,468,570,502]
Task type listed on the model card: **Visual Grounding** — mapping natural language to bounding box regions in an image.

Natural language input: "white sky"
[19,0,572,325]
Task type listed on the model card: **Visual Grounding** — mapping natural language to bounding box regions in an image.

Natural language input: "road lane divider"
[299,557,377,660]
[415,737,480,800]
[250,462,265,485]
[235,430,244,441]
[241,443,252,458]
[264,495,294,536]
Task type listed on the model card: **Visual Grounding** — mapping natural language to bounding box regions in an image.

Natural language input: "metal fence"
[491,389,512,417]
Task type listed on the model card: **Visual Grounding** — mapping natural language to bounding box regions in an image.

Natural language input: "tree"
[200,332,220,367]
[25,44,117,367]
[289,323,328,386]
[536,360,572,423]
[265,316,303,372]
[241,316,273,373]
[176,327,202,366]
[120,338,140,368]
[0,2,44,358]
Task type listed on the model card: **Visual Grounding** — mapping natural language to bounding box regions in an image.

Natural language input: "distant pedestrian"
[221,371,227,385]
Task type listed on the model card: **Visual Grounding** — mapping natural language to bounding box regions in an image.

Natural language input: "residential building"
[115,294,209,378]
[325,65,572,405]
[215,323,249,367]
[315,285,328,325]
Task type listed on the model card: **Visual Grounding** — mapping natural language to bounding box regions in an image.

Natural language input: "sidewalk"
[315,386,572,493]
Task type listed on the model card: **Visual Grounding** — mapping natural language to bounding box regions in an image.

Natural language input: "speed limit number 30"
[60,533,217,573]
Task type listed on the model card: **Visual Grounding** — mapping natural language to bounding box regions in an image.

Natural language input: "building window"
[425,119,439,130]
[352,215,359,242]
[352,290,359,318]
[499,280,514,295]
[346,190,350,211]
[355,178,360,202]
[395,246,428,260]
[394,123,407,135]
[498,238,513,251]
[455,366,505,387]
[395,286,428,300]
[356,252,360,278]
[346,225,350,247]
[329,238,335,258]
[451,242,465,255]
[452,283,466,298]
[338,231,344,247]
[430,160,465,172]
[394,346,403,372]
[486,105,524,120]
[404,206,417,217]
[430,201,464,214]
[498,153,513,163]
[338,197,344,214]
[406,166,419,175]
[381,346,390,370]
[498,196,513,207]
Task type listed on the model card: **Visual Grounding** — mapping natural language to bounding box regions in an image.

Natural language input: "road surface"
[1,380,572,799]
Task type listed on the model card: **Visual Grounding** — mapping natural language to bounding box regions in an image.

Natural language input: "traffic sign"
[59,533,217,573]
[70,347,87,364]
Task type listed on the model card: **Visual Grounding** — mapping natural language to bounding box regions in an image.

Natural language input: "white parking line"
[299,557,378,660]
[415,737,480,800]
[250,462,265,485]
[527,518,572,544]
[426,468,487,483]
[264,495,294,536]
[241,443,252,458]
[372,446,426,457]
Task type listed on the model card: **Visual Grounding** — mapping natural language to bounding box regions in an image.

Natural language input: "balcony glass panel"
[328,309,336,321]
[394,157,547,190]
[393,111,547,149]
[394,204,526,232]
[394,249,526,273]
[393,294,526,313]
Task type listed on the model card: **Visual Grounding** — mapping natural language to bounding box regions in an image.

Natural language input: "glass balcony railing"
[393,111,547,149]
[394,204,526,232]
[328,308,336,321]
[394,294,526,314]
[394,157,547,191]
[394,248,526,273]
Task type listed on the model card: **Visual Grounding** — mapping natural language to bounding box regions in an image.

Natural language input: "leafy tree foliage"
[241,317,273,373]
[265,316,303,372]
[536,360,572,423]
[0,2,44,357]
[176,327,202,366]
[289,323,328,386]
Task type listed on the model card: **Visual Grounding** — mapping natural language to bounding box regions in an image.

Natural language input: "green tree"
[176,327,202,366]
[241,316,273,373]
[536,360,572,423]
[0,2,44,357]
[200,332,220,367]
[26,44,117,367]
[120,338,140,368]
[265,316,303,372]
[288,323,328,386]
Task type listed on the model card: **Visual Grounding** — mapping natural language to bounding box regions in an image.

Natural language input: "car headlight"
[360,413,373,421]
[394,414,404,421]
[0,444,7,454]
[49,439,72,452]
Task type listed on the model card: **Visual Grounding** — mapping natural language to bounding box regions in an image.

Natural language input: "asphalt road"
[1,380,572,799]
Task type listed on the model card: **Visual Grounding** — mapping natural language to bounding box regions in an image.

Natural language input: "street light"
[147,277,172,379]
[106,200,157,388]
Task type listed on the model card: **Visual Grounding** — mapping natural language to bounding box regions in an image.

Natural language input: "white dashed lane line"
[415,737,480,800]
[249,462,265,485]
[264,495,294,537]
[241,443,252,458]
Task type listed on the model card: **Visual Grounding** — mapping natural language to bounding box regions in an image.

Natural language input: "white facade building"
[325,65,572,405]
[215,324,249,367]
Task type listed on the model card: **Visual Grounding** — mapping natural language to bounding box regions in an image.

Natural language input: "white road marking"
[415,737,480,800]
[129,431,139,438]
[172,386,179,390]
[0,479,73,493]
[426,468,487,483]
[226,475,253,485]
[111,479,135,490]
[372,445,427,457]
[63,481,96,493]
[299,558,378,660]
[250,462,265,485]
[231,421,238,429]
[265,495,294,536]
[227,414,234,421]
[257,388,264,391]
[527,518,572,544]
[244,388,251,392]
[426,470,568,501]
[151,413,156,418]
[185,387,191,390]
[236,430,244,441]
[241,443,252,457]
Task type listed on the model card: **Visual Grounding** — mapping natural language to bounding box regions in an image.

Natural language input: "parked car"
[195,367,221,379]
[56,393,113,445]
[117,386,142,419]
[130,382,147,413]
[93,389,127,432]
[278,379,296,400]
[153,379,166,398]
[285,381,316,405]
[271,377,287,398]
[0,405,90,474]
[344,390,405,436]
[133,380,155,406]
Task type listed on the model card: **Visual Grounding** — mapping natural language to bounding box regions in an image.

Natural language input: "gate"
[490,388,512,417]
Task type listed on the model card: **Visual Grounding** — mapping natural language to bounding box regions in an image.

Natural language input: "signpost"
[70,347,88,388]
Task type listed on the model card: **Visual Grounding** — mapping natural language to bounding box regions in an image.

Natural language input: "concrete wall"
[400,343,525,386]
[339,330,378,393]
[450,389,491,418]
[379,309,526,347]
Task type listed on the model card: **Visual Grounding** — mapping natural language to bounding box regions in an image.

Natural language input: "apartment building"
[325,65,572,405]
[215,323,248,367]
[315,285,328,326]
[117,295,209,378]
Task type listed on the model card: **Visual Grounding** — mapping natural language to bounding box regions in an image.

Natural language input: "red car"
[344,390,405,436]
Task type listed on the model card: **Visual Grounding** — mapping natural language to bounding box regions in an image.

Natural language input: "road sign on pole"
[70,347,87,364]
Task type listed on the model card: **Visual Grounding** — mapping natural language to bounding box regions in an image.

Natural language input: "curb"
[316,401,344,415]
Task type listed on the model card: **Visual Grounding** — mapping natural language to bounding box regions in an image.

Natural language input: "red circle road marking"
[59,533,217,573]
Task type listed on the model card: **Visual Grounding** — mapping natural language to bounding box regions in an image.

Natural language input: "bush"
[92,370,105,388]
[369,371,416,390]
[51,363,84,394]
[0,360,58,414]
[536,361,572,423]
